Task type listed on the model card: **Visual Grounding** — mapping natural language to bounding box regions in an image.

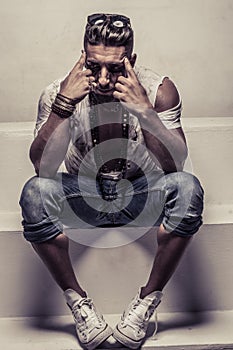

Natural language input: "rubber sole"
[84,325,113,350]
[113,326,141,349]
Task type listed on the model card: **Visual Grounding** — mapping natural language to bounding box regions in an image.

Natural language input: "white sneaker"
[113,289,163,349]
[64,289,113,350]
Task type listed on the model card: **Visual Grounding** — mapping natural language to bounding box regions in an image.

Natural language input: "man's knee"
[163,172,204,236]
[19,176,64,243]
[19,176,61,221]
[20,177,42,214]
[179,172,204,213]
[166,171,204,207]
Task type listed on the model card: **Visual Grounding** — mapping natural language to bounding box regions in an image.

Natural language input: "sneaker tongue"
[64,289,83,308]
[140,290,163,307]
[139,290,163,301]
[145,290,163,300]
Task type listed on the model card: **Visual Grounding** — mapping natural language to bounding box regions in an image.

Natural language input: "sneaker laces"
[72,298,104,334]
[121,296,156,334]
[151,310,158,339]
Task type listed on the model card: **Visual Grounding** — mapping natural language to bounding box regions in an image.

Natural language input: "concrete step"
[0,117,233,231]
[1,310,233,350]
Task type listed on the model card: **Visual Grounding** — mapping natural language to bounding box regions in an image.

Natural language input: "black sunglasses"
[87,13,131,28]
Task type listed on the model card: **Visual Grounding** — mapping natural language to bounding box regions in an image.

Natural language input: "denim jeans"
[19,171,204,243]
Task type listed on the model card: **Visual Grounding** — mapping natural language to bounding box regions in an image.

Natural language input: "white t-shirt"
[35,66,182,178]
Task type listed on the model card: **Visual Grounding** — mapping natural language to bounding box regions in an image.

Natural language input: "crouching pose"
[20,13,204,350]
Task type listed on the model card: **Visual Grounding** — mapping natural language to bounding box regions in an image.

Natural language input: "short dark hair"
[84,13,134,56]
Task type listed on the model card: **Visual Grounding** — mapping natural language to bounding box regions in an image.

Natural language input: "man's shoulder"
[40,77,63,101]
[155,78,180,112]
[135,66,180,110]
[135,66,167,106]
[135,65,163,84]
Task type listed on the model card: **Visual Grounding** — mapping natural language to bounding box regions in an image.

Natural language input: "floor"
[1,310,233,350]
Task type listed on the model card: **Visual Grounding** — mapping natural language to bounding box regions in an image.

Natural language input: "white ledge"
[0,310,233,350]
[182,116,233,131]
[0,117,233,133]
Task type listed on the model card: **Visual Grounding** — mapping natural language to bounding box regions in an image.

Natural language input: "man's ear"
[130,53,137,68]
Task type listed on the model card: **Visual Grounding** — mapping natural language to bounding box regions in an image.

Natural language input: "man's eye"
[91,65,100,71]
[109,65,124,73]
[86,62,100,71]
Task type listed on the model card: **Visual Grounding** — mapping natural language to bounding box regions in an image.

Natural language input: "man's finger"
[113,90,125,102]
[117,76,128,84]
[124,57,136,79]
[83,69,93,77]
[115,82,127,93]
[72,51,86,72]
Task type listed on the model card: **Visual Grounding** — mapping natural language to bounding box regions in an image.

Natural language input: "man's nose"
[98,67,110,87]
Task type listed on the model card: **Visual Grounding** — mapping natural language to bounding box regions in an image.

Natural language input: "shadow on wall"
[21,225,216,332]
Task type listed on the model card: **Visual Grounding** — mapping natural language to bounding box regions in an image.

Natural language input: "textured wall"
[0,0,233,122]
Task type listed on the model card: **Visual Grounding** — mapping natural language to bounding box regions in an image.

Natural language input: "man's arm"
[141,77,188,171]
[30,113,71,177]
[30,52,94,178]
[113,58,187,172]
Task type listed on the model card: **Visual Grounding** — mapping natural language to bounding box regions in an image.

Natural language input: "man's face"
[85,43,134,97]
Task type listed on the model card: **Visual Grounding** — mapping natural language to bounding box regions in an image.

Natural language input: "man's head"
[84,13,134,57]
[84,13,136,99]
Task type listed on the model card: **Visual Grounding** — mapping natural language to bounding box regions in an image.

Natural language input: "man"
[20,13,204,350]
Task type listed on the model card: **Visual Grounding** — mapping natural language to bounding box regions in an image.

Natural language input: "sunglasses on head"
[87,13,131,28]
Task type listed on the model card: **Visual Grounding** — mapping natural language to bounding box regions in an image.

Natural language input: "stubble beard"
[90,91,119,105]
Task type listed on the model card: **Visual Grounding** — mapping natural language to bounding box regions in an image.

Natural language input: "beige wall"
[0,0,233,122]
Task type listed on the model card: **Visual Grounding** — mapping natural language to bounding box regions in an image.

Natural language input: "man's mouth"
[96,87,114,94]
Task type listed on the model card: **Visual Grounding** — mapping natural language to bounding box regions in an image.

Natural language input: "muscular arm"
[30,52,94,178]
[113,58,187,172]
[140,78,187,172]
[30,114,71,177]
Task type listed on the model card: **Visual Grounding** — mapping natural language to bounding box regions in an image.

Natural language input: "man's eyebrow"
[114,56,126,64]
[108,61,124,66]
[106,59,126,66]
[86,59,99,64]
[86,59,125,65]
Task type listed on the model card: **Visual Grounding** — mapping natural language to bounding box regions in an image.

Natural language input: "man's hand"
[59,51,95,101]
[113,57,153,115]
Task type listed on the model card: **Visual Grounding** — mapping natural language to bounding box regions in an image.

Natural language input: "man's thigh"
[61,172,164,229]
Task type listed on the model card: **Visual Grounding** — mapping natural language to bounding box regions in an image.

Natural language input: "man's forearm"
[30,112,71,177]
[138,108,188,172]
[30,51,94,178]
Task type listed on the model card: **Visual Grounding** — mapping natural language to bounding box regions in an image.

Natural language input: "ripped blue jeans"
[19,171,204,243]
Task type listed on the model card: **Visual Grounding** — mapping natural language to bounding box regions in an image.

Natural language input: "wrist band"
[57,93,77,106]
[51,93,76,119]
